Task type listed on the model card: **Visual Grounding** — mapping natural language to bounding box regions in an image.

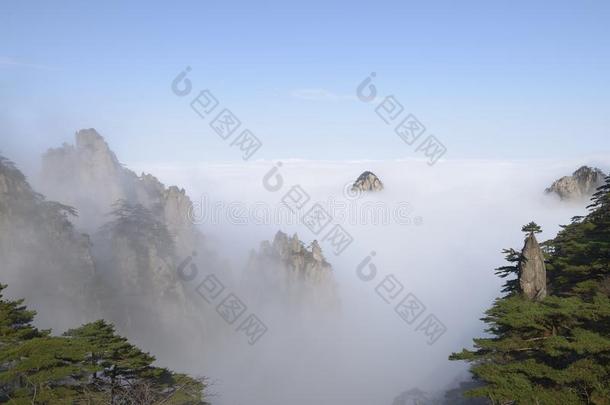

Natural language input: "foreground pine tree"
[0,284,208,404]
[450,177,610,404]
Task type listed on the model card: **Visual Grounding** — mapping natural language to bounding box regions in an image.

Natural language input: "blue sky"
[1,0,609,165]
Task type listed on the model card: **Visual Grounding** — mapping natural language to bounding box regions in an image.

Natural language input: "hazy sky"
[2,0,609,165]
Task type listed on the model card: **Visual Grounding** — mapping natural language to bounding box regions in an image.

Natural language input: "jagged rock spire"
[519,232,547,300]
[248,230,338,309]
[311,240,323,262]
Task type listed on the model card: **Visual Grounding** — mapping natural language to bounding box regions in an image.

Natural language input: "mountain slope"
[0,155,95,331]
[451,176,610,403]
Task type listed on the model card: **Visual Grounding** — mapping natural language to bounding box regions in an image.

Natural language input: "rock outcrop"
[545,166,606,200]
[519,232,547,301]
[246,231,338,309]
[351,171,383,192]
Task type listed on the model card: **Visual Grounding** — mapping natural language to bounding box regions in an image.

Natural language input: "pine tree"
[0,284,94,402]
[522,222,542,234]
[64,320,208,404]
[0,285,208,404]
[0,284,45,345]
[450,177,610,404]
[102,200,174,258]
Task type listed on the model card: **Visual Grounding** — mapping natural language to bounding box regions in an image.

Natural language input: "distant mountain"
[351,171,384,192]
[545,165,606,200]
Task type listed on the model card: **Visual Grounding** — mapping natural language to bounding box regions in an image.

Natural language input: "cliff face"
[246,231,338,310]
[40,129,199,257]
[0,155,95,330]
[40,129,126,225]
[37,129,208,336]
[92,201,190,333]
[519,233,547,301]
[351,171,384,192]
[545,166,606,200]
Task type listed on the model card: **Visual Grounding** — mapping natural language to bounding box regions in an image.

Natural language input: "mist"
[118,157,607,404]
[1,137,608,404]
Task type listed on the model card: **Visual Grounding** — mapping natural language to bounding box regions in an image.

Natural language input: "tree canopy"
[450,176,610,404]
[0,284,208,404]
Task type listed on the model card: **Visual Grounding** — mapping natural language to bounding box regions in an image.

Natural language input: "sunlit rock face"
[40,128,200,257]
[545,166,606,200]
[519,232,547,301]
[0,155,95,330]
[351,171,384,192]
[246,231,339,310]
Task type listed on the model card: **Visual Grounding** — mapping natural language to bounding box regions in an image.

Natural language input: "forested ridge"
[451,177,610,404]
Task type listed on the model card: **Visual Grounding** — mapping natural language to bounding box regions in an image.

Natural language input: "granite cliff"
[246,231,338,310]
[545,166,606,200]
[40,129,199,257]
[518,232,547,301]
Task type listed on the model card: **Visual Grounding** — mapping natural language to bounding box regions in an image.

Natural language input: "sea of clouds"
[124,157,608,405]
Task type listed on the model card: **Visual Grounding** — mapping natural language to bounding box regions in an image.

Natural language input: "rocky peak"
[351,171,383,192]
[266,231,329,268]
[545,166,606,200]
[247,230,337,308]
[311,240,323,262]
[519,232,547,301]
[75,128,119,162]
[39,129,199,256]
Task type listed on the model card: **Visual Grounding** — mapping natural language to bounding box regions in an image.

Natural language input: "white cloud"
[130,157,603,404]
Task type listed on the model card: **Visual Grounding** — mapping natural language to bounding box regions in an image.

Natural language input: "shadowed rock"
[519,232,547,300]
[545,166,606,200]
[351,171,383,192]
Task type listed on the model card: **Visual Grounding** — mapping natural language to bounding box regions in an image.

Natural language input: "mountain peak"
[545,165,606,200]
[351,171,384,192]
